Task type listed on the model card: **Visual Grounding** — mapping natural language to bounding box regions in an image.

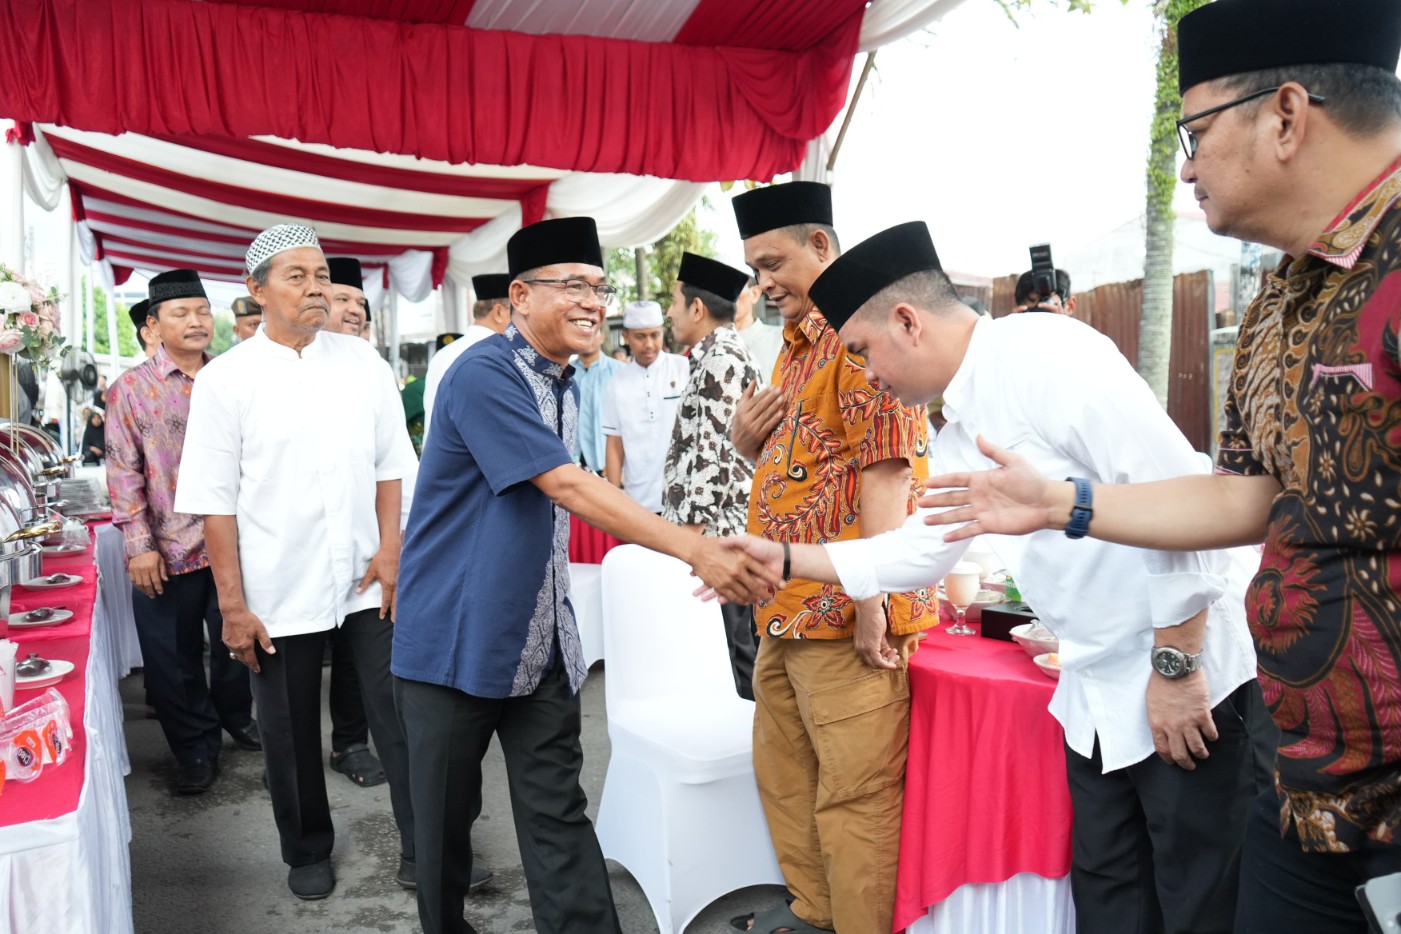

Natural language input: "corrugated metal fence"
[979,271,1213,452]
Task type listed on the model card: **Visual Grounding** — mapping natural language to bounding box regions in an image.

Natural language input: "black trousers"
[130,567,251,764]
[721,601,758,701]
[328,625,369,754]
[250,609,414,867]
[395,661,622,934]
[1235,786,1401,934]
[1066,679,1278,934]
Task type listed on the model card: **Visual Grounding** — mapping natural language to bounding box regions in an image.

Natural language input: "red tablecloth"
[568,514,623,564]
[894,628,1073,932]
[0,538,99,825]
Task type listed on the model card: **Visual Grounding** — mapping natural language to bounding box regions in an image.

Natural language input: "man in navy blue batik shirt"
[392,216,776,934]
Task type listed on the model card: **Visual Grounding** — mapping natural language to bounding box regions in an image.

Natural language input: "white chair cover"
[596,545,782,933]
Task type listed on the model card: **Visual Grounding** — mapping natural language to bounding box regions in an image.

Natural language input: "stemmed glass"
[944,561,983,637]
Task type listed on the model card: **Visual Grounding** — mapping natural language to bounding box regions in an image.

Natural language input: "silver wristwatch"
[1151,646,1203,680]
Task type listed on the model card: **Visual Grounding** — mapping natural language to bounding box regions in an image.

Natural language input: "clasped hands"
[688,534,783,605]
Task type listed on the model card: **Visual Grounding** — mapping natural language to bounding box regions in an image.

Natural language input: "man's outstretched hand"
[919,435,1059,541]
[688,536,782,605]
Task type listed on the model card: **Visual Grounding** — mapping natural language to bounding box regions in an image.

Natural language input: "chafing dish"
[0,504,46,618]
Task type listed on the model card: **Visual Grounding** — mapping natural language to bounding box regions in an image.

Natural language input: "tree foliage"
[79,279,141,359]
[606,201,719,308]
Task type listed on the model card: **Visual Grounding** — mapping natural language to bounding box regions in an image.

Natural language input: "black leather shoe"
[173,758,218,796]
[288,860,335,900]
[226,720,262,751]
[394,858,492,892]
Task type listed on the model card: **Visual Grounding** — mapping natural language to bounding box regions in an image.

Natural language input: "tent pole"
[826,51,877,175]
[389,291,401,380]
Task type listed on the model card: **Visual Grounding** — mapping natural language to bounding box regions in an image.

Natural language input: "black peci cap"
[732,182,833,241]
[807,221,941,331]
[472,274,512,301]
[677,253,751,304]
[147,269,206,305]
[327,257,364,289]
[507,218,603,279]
[1179,0,1401,93]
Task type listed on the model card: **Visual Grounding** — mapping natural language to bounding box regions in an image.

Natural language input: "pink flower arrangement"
[0,262,66,368]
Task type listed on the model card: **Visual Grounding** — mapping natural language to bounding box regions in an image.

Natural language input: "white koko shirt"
[601,352,690,513]
[422,323,498,439]
[175,328,418,639]
[824,313,1259,773]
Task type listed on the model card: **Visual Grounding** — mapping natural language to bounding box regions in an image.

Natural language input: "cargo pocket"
[808,668,910,802]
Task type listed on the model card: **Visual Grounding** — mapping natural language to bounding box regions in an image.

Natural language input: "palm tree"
[1139,0,1209,405]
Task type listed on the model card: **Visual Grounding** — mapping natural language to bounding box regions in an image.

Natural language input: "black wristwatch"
[1151,645,1204,680]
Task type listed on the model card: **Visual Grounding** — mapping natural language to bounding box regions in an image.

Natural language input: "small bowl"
[1010,622,1059,658]
[1032,652,1061,680]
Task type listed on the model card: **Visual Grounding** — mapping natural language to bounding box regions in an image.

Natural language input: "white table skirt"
[0,563,134,933]
[906,872,1075,934]
[95,525,141,677]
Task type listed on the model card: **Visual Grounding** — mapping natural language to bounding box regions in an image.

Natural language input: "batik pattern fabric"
[507,327,587,697]
[746,310,933,639]
[1217,155,1401,853]
[104,345,209,574]
[662,325,761,538]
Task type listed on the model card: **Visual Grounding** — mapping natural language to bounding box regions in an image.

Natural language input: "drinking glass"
[944,562,982,637]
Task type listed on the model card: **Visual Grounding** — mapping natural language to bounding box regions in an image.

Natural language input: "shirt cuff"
[121,527,156,560]
[823,538,883,601]
[1147,570,1226,629]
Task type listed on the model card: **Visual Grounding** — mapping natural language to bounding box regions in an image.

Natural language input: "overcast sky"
[708,0,1172,280]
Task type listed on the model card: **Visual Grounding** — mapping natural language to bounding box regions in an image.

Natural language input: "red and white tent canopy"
[2,0,963,308]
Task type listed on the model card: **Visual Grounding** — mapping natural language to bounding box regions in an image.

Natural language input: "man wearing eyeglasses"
[601,300,689,513]
[392,217,777,934]
[918,2,1401,931]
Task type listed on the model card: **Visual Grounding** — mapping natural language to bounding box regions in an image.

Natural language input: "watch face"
[1155,649,1184,677]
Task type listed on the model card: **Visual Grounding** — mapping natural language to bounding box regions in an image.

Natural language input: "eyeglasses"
[521,278,619,307]
[1175,86,1326,161]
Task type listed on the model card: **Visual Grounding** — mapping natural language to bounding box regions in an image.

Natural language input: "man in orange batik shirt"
[726,182,934,934]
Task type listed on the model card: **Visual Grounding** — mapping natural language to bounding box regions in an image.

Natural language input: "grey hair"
[248,259,272,289]
[1217,63,1401,137]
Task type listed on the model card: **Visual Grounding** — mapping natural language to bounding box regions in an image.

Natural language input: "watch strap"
[1065,477,1093,540]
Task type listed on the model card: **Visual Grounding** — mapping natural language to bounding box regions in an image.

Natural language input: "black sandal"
[729,903,828,933]
[329,743,386,787]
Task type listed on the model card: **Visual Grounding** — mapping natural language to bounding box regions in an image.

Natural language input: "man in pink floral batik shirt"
[105,269,258,796]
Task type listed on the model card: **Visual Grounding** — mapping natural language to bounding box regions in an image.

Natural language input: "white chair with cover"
[569,562,605,669]
[596,544,783,933]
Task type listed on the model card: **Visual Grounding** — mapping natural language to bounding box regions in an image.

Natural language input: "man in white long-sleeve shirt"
[725,221,1276,934]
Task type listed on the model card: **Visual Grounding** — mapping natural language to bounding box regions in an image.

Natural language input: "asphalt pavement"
[121,663,786,934]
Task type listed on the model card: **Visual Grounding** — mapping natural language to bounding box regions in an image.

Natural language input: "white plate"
[1032,652,1061,681]
[41,544,85,556]
[16,658,75,690]
[8,608,75,628]
[18,574,82,590]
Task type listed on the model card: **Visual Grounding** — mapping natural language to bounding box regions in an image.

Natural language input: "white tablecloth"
[0,557,135,933]
[906,872,1075,934]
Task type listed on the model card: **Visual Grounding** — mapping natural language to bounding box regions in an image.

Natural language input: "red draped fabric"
[206,0,482,22]
[0,0,860,183]
[895,630,1073,930]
